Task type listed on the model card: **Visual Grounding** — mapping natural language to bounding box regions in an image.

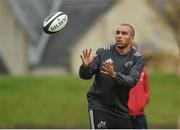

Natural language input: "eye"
[122,31,128,35]
[116,30,120,35]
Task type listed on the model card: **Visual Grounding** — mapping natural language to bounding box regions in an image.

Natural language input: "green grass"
[0,72,179,128]
[146,72,180,128]
[0,75,91,128]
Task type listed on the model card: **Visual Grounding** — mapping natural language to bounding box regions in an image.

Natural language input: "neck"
[116,45,132,55]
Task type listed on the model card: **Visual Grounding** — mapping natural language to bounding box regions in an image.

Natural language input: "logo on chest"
[104,58,113,64]
[124,61,134,67]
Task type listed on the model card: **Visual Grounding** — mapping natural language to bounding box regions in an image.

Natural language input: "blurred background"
[0,0,179,128]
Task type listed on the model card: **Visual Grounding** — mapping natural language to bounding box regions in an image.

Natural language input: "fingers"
[80,55,83,60]
[101,70,108,75]
[82,49,92,57]
[88,49,92,57]
[80,49,93,65]
[102,64,109,72]
[86,49,88,56]
[80,55,85,64]
[101,67,116,79]
[103,62,111,68]
[101,62,113,74]
[83,50,86,57]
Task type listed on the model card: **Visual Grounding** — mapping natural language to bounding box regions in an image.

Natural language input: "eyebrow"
[116,30,128,34]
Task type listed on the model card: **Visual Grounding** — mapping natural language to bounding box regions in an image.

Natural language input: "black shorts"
[88,109,132,129]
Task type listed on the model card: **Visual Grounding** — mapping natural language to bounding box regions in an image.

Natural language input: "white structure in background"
[29,0,62,65]
[0,0,28,75]
[0,0,62,75]
[0,0,179,75]
[71,0,179,74]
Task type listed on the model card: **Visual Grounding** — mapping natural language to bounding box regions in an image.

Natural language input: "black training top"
[79,44,145,118]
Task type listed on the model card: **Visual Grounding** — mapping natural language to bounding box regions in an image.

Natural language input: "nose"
[117,34,122,39]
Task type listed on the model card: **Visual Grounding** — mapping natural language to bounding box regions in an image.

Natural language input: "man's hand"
[101,62,116,78]
[80,49,96,68]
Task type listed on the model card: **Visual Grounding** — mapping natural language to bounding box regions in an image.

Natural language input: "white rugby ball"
[43,11,68,34]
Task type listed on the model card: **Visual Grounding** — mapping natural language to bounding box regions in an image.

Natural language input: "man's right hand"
[80,49,96,68]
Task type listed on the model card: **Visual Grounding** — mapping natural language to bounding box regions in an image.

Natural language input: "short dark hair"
[120,23,135,37]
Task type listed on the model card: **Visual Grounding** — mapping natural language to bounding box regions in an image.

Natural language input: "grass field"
[146,72,180,128]
[0,72,179,128]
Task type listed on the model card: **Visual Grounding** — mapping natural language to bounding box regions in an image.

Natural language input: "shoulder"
[103,44,113,50]
[130,48,145,67]
[96,44,114,54]
[131,48,144,60]
[132,48,143,57]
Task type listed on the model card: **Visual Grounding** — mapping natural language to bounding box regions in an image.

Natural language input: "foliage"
[148,0,180,76]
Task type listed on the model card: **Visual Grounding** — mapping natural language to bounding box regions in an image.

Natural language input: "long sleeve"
[114,55,145,88]
[79,48,102,80]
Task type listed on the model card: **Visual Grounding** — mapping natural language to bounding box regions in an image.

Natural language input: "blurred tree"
[149,0,180,76]
[0,55,9,74]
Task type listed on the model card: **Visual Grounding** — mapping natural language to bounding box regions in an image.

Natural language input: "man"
[128,66,150,129]
[79,23,145,129]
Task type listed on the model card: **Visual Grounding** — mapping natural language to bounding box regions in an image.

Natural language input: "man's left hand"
[101,62,116,79]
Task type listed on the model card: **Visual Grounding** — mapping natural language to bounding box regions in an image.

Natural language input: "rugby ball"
[43,11,68,34]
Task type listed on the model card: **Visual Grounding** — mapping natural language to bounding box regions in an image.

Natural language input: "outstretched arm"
[79,48,100,79]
